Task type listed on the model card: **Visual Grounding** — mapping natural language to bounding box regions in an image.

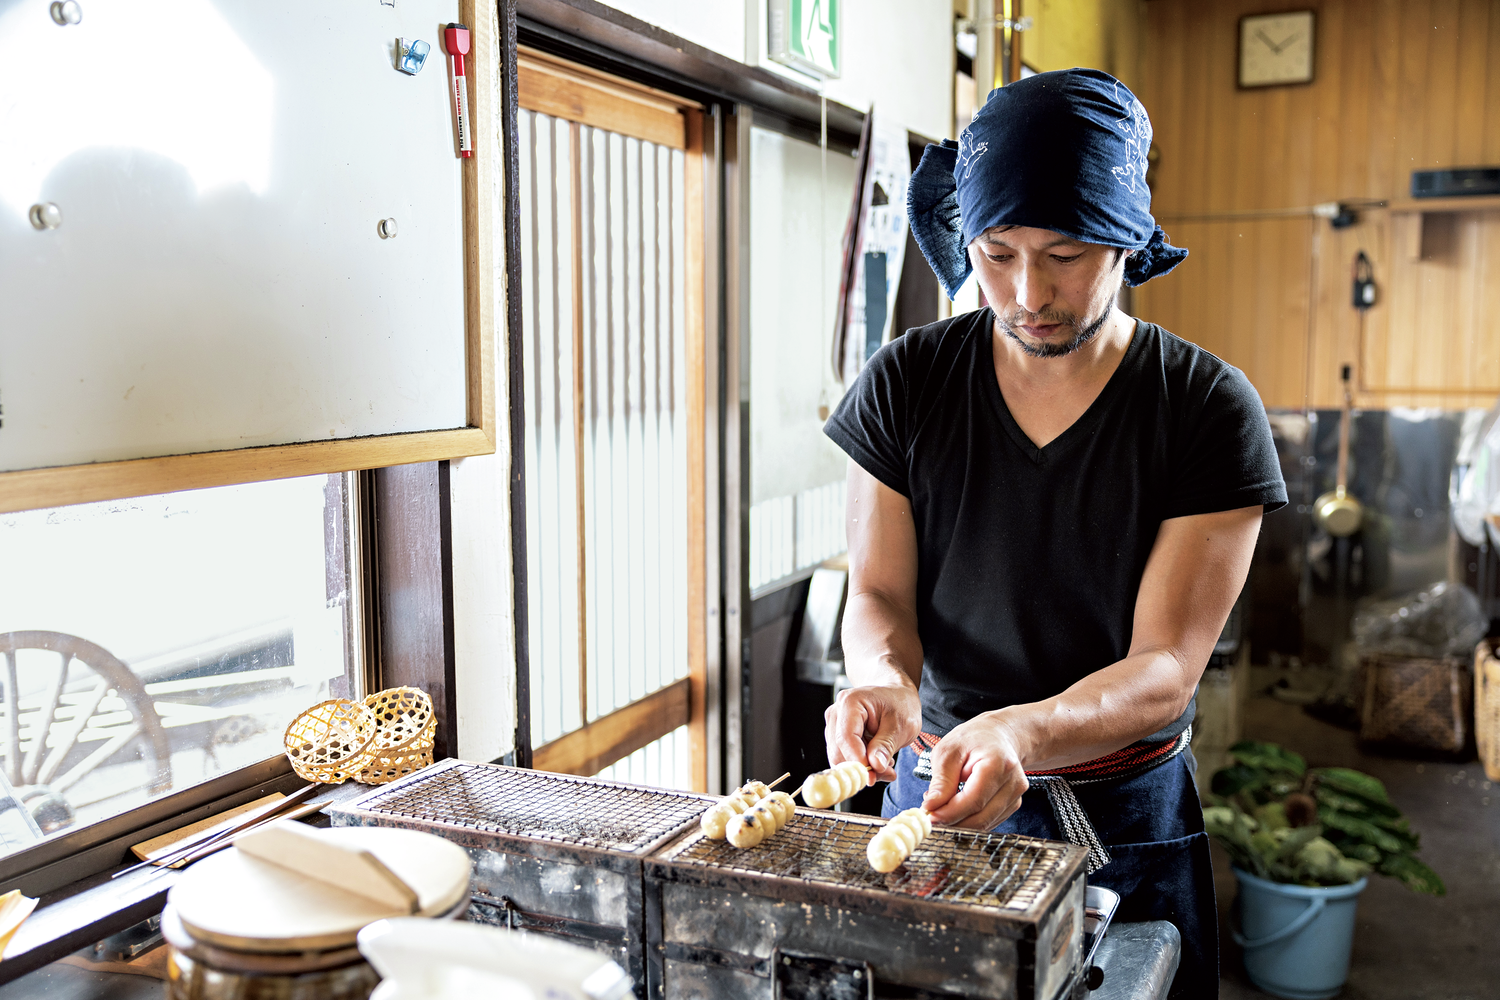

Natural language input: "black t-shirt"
[824,309,1288,739]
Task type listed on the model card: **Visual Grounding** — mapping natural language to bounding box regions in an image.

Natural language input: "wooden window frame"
[0,459,457,985]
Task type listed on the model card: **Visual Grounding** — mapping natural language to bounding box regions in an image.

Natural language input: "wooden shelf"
[1388,195,1500,214]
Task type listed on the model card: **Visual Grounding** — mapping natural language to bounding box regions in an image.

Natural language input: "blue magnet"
[396,38,430,75]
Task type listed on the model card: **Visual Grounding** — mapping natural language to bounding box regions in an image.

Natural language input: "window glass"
[747,125,858,591]
[0,475,356,856]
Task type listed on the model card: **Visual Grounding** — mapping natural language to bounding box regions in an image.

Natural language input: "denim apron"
[883,746,1218,1000]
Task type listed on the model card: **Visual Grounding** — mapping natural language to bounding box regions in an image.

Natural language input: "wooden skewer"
[765,772,792,791]
[139,800,326,881]
[113,783,320,879]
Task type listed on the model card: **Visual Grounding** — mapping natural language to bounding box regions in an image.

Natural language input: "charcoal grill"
[330,762,1090,1000]
[326,759,716,990]
[648,810,1088,999]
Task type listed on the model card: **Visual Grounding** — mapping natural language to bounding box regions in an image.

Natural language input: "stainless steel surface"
[344,762,708,854]
[662,811,1073,914]
[1082,884,1121,975]
[1089,921,1180,1000]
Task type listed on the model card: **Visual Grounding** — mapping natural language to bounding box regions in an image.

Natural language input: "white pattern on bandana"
[1110,83,1152,194]
[956,125,990,181]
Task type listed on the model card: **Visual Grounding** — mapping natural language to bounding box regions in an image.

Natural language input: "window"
[0,474,358,858]
[746,125,858,592]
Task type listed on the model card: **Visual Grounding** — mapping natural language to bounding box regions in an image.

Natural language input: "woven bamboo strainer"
[283,699,378,784]
[356,686,437,785]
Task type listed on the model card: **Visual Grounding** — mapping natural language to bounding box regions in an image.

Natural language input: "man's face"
[967,226,1128,358]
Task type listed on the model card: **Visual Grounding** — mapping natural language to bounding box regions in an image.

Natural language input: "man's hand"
[824,683,922,783]
[920,711,1031,829]
[836,461,925,782]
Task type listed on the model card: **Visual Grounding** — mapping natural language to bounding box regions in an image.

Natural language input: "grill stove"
[329,760,1090,1000]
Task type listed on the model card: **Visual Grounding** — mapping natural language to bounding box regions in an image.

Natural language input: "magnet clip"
[396,37,430,76]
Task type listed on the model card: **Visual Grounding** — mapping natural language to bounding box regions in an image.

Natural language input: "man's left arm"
[922,504,1264,828]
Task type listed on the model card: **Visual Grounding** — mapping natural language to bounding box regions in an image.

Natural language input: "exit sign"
[769,0,840,79]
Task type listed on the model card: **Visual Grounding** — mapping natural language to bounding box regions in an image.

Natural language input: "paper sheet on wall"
[838,114,910,385]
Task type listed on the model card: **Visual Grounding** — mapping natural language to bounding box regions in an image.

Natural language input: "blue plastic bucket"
[1233,868,1368,1000]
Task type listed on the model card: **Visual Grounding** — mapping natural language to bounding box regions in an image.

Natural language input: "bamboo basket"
[356,686,437,784]
[283,699,378,784]
[1477,640,1500,782]
[1358,653,1471,754]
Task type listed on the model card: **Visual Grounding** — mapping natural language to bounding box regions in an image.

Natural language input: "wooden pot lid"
[168,826,471,953]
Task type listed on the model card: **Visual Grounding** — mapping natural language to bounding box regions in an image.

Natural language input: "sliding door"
[515,51,707,789]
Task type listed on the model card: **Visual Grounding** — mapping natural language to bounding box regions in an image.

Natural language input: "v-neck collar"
[981,312,1148,465]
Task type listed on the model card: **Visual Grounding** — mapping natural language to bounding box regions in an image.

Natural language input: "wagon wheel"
[0,632,172,832]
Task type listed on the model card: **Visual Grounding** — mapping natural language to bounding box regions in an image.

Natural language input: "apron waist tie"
[1032,776,1112,873]
[908,726,1193,874]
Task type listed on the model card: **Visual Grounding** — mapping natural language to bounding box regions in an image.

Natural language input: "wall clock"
[1239,11,1315,88]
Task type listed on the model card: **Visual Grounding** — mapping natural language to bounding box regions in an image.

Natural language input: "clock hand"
[1255,28,1279,52]
[1272,32,1300,55]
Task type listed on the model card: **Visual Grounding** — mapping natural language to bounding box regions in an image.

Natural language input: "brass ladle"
[1313,364,1363,537]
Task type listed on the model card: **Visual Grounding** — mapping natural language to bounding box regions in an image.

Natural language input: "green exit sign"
[769,0,840,79]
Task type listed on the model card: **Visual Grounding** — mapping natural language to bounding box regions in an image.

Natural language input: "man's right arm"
[824,460,925,783]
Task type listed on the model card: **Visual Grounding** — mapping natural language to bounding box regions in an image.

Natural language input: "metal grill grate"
[350,763,708,853]
[661,812,1071,913]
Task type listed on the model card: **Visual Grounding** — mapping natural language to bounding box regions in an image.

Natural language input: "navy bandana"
[907,68,1187,298]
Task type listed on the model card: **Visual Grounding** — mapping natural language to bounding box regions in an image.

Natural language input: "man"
[822,69,1286,999]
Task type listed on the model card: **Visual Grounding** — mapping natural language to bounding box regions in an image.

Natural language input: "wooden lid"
[168,826,471,953]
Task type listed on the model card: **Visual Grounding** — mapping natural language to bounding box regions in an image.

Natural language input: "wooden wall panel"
[1136,0,1500,409]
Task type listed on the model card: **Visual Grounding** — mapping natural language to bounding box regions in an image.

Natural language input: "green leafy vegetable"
[1202,740,1442,895]
[1377,854,1446,896]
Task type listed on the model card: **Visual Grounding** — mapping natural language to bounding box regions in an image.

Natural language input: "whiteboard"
[0,0,475,476]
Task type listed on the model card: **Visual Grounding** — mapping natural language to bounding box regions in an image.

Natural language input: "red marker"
[444,23,472,158]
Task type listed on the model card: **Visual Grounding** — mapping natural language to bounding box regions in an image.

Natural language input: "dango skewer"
[866,808,932,873]
[796,760,870,809]
[699,772,791,840]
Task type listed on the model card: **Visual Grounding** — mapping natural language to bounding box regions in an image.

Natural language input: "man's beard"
[996,306,1110,358]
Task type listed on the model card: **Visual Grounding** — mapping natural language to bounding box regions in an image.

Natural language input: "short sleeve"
[1166,365,1288,518]
[823,340,912,498]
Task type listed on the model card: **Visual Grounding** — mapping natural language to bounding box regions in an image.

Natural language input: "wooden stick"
[137,800,326,883]
[113,783,319,879]
[174,801,326,867]
[766,772,791,791]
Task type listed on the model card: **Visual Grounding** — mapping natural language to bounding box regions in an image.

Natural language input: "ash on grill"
[328,759,715,993]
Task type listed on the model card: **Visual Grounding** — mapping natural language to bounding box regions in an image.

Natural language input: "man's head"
[969,225,1129,357]
[907,69,1186,301]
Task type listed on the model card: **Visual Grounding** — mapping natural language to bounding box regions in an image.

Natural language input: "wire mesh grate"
[350,763,709,853]
[661,812,1072,913]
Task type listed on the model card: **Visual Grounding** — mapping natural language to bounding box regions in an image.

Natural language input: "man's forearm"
[841,589,924,692]
[996,645,1199,772]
